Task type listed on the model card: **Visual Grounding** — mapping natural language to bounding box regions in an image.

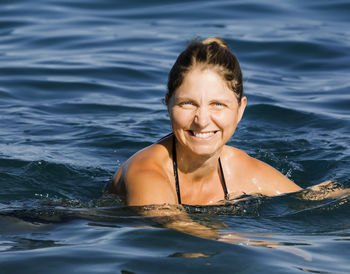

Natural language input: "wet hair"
[166,37,243,104]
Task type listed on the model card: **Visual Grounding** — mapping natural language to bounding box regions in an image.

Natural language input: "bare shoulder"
[222,146,302,196]
[111,137,177,205]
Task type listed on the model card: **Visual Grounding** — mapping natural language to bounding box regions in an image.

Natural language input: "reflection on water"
[168,252,215,258]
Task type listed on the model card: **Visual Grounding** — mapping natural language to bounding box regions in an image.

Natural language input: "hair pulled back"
[166,37,243,103]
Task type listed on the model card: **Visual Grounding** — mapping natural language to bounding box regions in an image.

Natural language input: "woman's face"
[168,66,247,157]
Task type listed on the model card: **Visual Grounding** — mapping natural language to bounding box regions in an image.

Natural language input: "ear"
[164,93,169,106]
[237,96,247,123]
[165,93,173,115]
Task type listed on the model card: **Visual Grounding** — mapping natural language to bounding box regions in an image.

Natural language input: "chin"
[189,145,221,158]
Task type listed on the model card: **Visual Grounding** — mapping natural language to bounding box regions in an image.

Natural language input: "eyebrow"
[174,96,196,102]
[174,96,234,105]
[209,98,232,104]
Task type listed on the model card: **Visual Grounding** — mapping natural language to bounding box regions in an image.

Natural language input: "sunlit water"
[1,0,350,273]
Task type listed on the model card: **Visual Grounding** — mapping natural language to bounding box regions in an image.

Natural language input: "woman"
[107,37,302,206]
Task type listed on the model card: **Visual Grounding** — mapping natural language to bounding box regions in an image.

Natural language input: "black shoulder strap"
[172,135,181,204]
[218,157,229,200]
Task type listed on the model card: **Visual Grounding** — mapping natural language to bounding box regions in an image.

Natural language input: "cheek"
[212,110,236,122]
[213,111,238,129]
[171,109,194,126]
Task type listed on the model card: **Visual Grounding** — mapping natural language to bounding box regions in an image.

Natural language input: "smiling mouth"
[189,130,217,139]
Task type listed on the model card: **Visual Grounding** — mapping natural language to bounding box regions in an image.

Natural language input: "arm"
[249,157,302,196]
[226,147,302,197]
[299,180,350,200]
[125,169,177,206]
[135,205,220,240]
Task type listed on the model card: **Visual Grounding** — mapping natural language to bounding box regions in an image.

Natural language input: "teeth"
[193,131,215,138]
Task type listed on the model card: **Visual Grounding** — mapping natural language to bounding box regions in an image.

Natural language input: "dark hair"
[166,37,243,104]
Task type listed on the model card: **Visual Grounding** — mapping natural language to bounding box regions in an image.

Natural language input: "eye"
[212,102,225,108]
[180,101,195,107]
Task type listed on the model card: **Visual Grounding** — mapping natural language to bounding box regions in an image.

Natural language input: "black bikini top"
[172,134,229,204]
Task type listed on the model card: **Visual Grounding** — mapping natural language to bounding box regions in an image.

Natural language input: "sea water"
[0,0,349,273]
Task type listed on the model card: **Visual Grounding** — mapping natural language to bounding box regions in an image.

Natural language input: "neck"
[174,139,222,179]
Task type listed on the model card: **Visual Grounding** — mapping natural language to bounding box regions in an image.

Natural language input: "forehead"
[175,67,235,99]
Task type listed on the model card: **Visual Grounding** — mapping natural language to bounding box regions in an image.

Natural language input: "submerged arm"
[298,180,350,200]
[135,204,220,240]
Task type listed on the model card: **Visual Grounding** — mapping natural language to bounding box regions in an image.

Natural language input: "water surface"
[1,0,350,273]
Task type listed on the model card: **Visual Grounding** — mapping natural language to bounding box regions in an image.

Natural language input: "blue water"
[1,0,350,273]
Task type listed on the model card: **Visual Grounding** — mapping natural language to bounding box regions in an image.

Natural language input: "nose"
[194,106,210,128]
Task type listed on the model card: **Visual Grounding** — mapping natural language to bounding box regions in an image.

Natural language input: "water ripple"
[1,1,350,272]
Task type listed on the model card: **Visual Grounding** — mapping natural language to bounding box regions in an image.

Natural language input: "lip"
[187,130,218,140]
